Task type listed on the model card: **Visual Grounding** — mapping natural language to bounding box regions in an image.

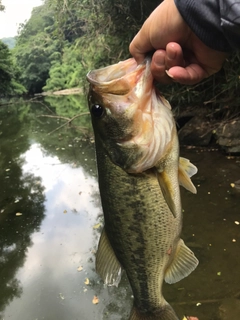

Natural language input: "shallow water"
[0,98,240,320]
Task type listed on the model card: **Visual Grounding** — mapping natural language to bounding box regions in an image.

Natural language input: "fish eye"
[90,104,105,118]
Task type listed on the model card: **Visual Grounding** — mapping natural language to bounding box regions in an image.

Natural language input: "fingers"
[166,64,208,85]
[151,43,185,84]
[129,24,154,64]
[151,50,170,84]
[165,43,185,69]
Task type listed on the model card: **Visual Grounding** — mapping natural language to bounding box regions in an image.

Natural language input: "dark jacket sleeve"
[175,0,240,52]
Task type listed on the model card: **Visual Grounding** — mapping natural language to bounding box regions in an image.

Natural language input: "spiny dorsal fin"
[96,227,122,287]
[179,157,198,194]
[164,239,199,284]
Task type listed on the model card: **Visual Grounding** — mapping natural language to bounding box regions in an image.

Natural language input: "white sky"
[0,0,43,38]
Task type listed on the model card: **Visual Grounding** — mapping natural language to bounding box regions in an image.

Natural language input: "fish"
[86,57,199,320]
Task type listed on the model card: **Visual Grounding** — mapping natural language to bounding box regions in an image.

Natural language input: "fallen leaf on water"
[92,295,99,304]
[59,293,65,300]
[16,212,23,216]
[77,266,83,272]
[93,223,102,229]
[84,278,90,285]
[63,210,67,214]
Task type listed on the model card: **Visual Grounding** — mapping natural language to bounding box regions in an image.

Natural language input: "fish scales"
[96,136,181,312]
[87,57,199,320]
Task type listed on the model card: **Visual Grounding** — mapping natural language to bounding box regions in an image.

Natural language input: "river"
[0,97,240,320]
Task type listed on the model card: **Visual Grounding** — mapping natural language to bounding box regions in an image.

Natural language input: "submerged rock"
[215,119,240,154]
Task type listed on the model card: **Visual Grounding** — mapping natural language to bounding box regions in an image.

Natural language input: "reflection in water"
[3,142,101,320]
[0,101,240,320]
[0,101,103,320]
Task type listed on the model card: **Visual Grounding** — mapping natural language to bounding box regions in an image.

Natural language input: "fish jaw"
[87,58,175,173]
[86,58,143,95]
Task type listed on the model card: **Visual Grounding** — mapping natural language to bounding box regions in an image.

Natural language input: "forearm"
[175,0,240,51]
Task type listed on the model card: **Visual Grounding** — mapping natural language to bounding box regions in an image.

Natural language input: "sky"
[0,0,43,38]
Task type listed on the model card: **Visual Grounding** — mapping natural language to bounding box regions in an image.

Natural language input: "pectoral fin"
[157,170,180,218]
[96,227,122,287]
[164,239,199,284]
[179,157,198,194]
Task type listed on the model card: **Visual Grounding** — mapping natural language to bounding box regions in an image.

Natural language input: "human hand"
[129,0,228,85]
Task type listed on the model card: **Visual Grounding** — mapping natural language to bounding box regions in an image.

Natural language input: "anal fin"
[164,239,199,284]
[96,227,122,286]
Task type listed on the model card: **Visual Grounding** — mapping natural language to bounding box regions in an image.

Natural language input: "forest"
[0,0,240,111]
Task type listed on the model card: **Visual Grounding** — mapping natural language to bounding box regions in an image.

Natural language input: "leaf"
[92,295,99,304]
[93,223,102,229]
[77,266,83,272]
[63,210,67,214]
[59,293,65,300]
[84,278,90,285]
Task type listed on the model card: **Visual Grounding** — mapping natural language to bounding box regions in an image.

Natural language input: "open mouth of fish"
[87,58,175,173]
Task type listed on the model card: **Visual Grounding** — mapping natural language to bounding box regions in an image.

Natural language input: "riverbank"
[176,106,240,154]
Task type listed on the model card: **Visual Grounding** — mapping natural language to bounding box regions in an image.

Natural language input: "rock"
[215,119,240,153]
[219,298,240,320]
[178,116,212,146]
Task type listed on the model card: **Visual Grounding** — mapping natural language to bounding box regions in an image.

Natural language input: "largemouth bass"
[87,58,198,320]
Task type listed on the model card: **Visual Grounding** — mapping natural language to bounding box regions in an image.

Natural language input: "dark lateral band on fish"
[87,57,198,320]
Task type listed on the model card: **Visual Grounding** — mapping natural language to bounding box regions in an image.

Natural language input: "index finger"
[129,29,155,64]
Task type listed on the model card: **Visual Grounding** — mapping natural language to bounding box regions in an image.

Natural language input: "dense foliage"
[0,41,26,96]
[0,0,239,112]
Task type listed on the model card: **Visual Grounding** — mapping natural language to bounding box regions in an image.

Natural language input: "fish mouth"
[86,58,147,95]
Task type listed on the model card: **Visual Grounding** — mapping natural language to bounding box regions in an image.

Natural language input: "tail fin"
[129,303,179,320]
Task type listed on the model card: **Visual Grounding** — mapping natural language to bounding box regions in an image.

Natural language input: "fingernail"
[165,70,175,80]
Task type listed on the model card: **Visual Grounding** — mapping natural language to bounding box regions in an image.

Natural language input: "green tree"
[13,5,60,93]
[0,41,12,90]
[0,41,26,96]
